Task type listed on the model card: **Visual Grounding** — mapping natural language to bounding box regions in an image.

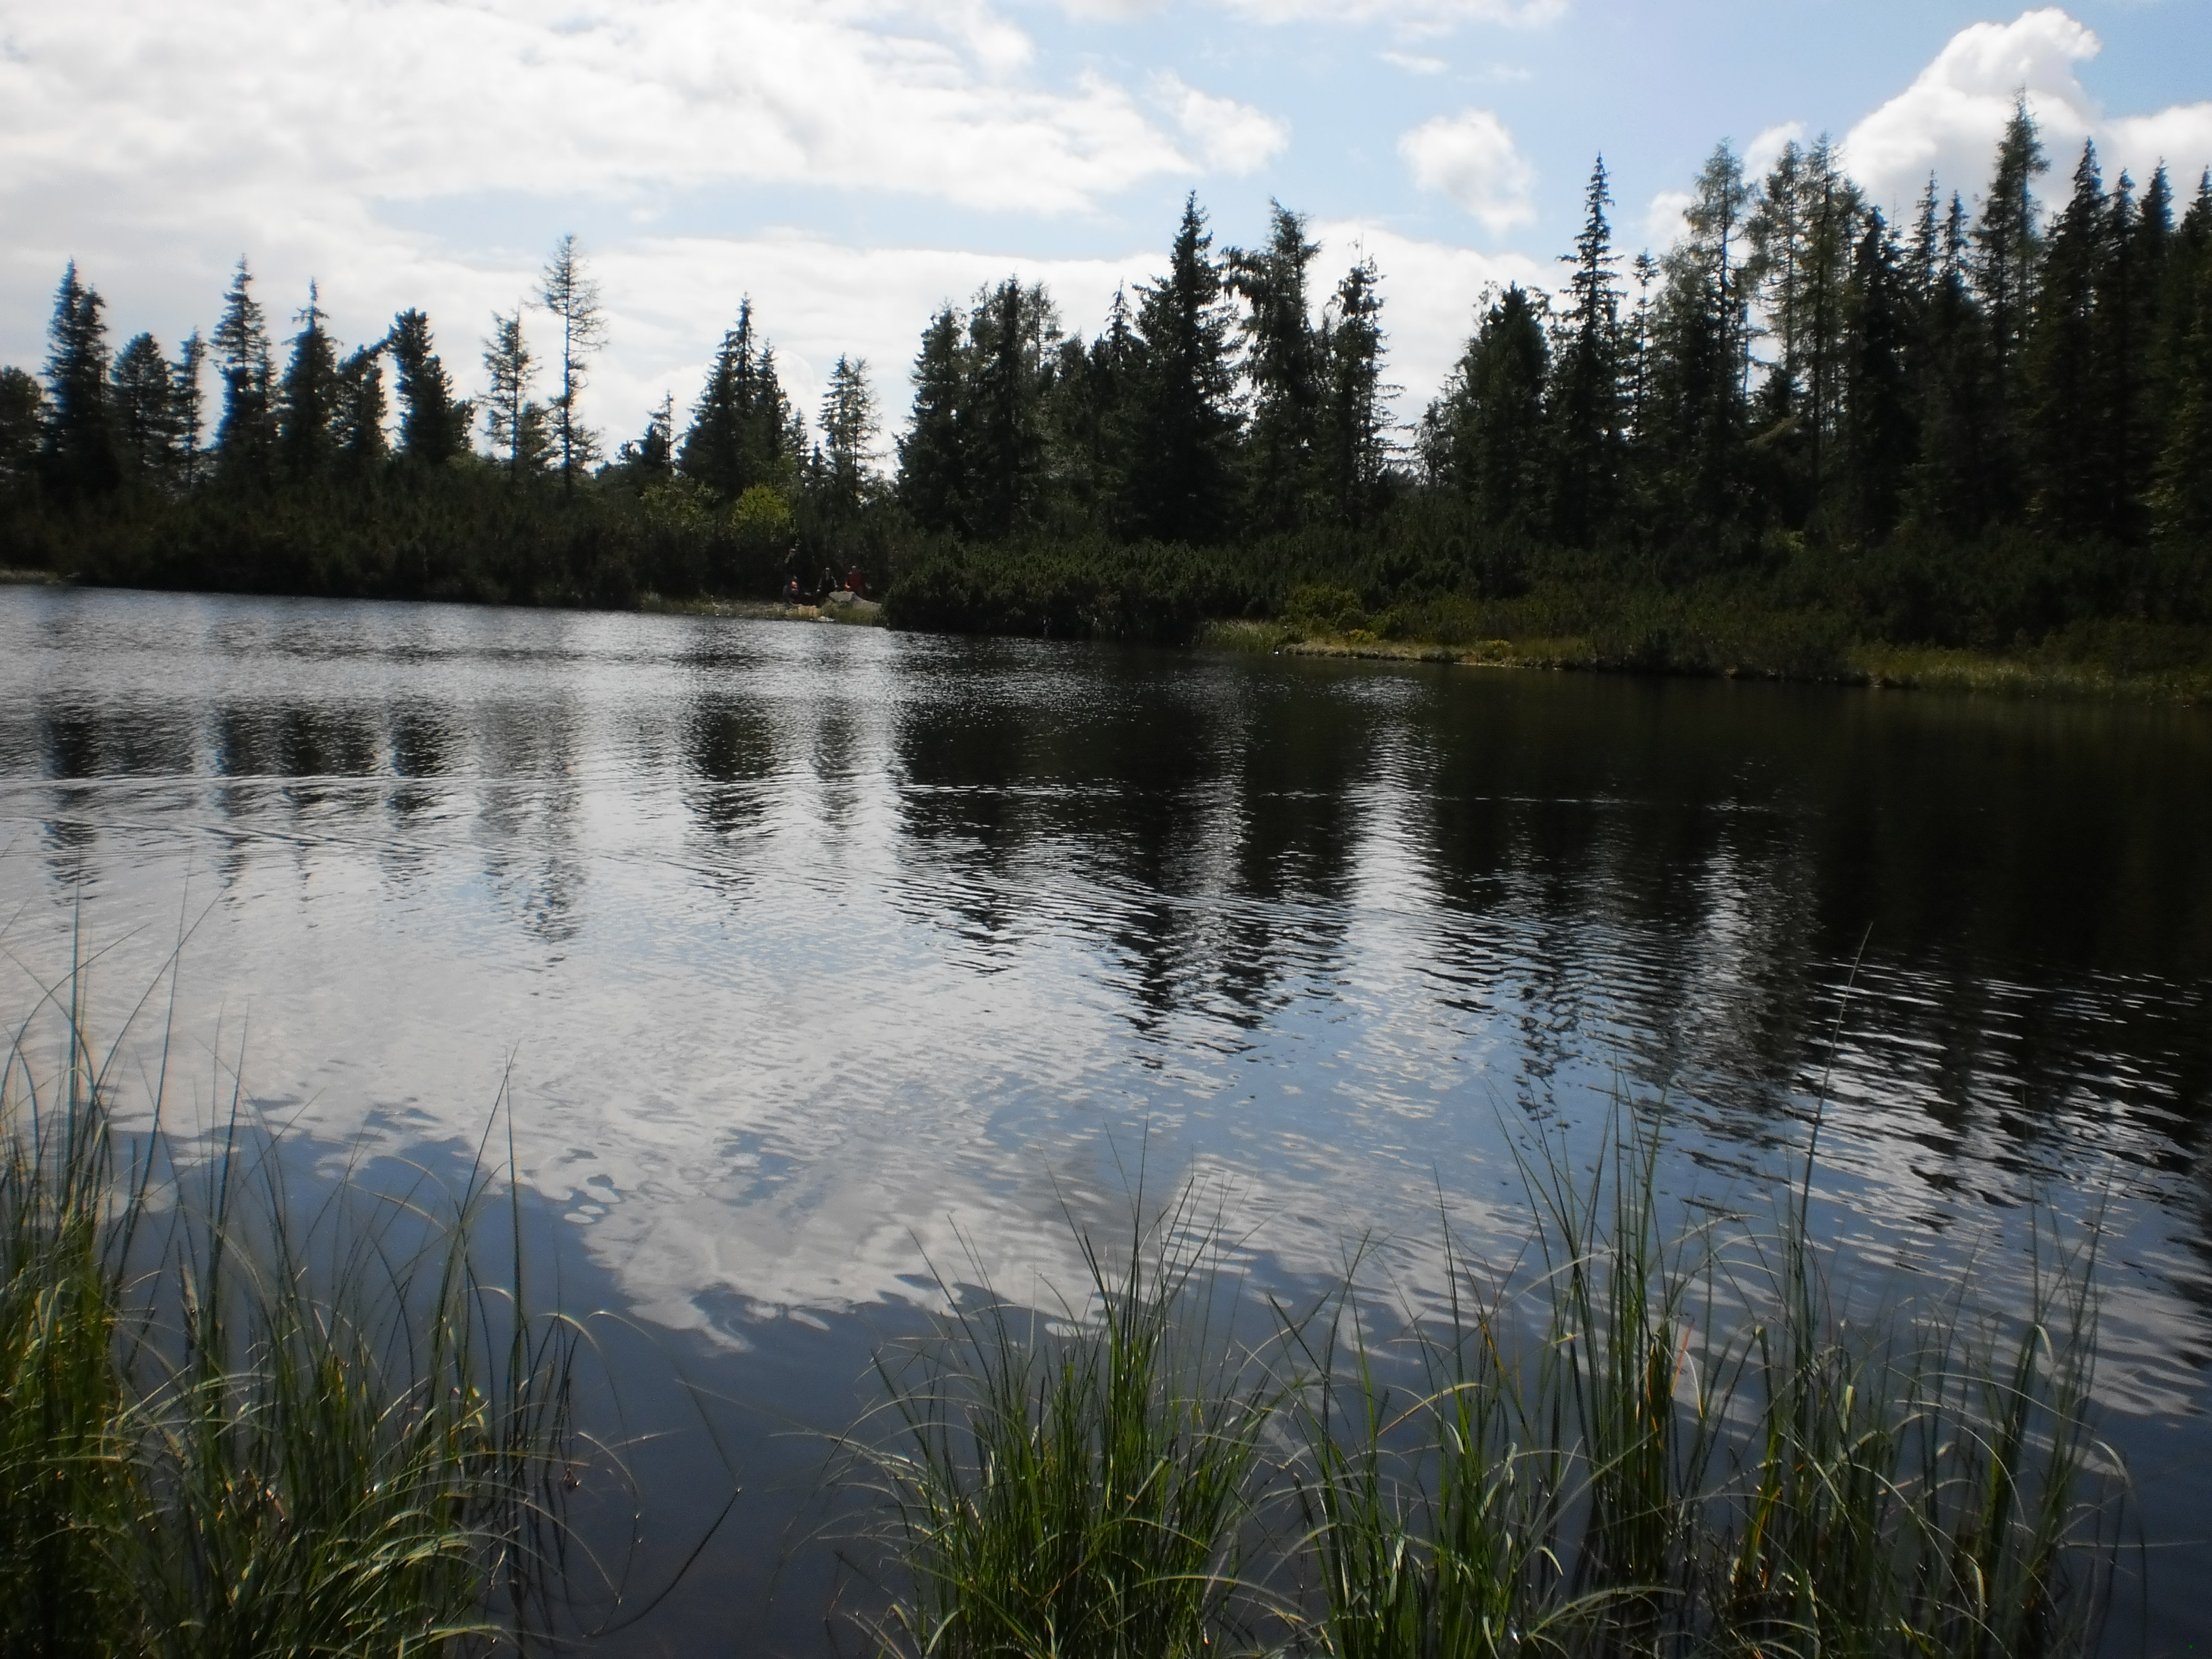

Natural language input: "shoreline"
[1202,617,2212,706]
[7,571,2202,704]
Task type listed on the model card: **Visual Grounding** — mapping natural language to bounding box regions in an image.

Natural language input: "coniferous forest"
[6,106,2212,682]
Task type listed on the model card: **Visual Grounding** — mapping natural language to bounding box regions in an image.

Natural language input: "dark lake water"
[3,584,2209,1652]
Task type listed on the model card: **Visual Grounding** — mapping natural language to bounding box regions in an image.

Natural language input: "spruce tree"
[1645,255,1737,536]
[41,262,119,500]
[1226,201,1323,529]
[1548,158,1624,547]
[2151,198,2212,546]
[1125,194,1242,545]
[817,354,877,514]
[680,300,797,501]
[538,234,605,489]
[386,310,469,466]
[482,310,546,480]
[2022,142,2109,537]
[1645,142,1753,537]
[213,258,276,482]
[279,282,341,482]
[898,304,967,535]
[1317,255,1392,528]
[964,279,1059,539]
[110,331,176,483]
[1973,97,2048,516]
[171,331,207,489]
[2106,165,2171,541]
[1045,287,1138,532]
[333,344,388,472]
[1902,190,1996,535]
[1840,211,1916,542]
[1422,285,1549,527]
[617,393,676,478]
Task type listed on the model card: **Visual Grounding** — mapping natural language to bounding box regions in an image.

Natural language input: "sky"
[2,1,2209,457]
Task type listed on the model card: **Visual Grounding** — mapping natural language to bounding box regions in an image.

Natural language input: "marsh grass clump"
[0,939,582,1656]
[846,1187,1283,1659]
[1292,1115,2120,1659]
[853,1118,2124,1659]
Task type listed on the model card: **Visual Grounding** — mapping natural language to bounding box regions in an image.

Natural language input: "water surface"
[2,586,2207,1650]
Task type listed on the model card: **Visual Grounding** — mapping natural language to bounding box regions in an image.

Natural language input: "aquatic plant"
[0,929,582,1656]
[1290,1111,2120,1658]
[846,1184,1282,1659]
[851,1115,2123,1659]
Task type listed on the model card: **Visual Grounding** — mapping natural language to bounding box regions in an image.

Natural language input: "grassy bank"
[844,1118,2123,1658]
[1,943,582,1655]
[1202,589,2212,704]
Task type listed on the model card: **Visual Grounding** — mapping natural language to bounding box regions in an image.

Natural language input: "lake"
[2,583,2207,1652]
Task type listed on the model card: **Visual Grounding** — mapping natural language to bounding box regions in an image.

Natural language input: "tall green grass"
[1291,1115,2118,1658]
[1,934,582,1656]
[851,1118,2125,1659]
[847,1187,1282,1659]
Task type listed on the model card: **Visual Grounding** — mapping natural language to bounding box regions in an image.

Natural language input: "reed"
[853,1115,2123,1658]
[0,931,582,1656]
[1290,1111,2120,1658]
[846,1185,1282,1659]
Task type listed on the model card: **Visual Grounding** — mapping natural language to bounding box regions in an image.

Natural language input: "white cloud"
[1049,0,1561,23]
[1397,109,1538,235]
[1309,221,1548,417]
[1223,0,1564,27]
[0,0,1300,441]
[0,0,1199,222]
[1381,51,1450,75]
[592,232,1159,455]
[2108,104,2212,194]
[1150,73,1291,175]
[1641,190,1694,253]
[1745,121,1807,182]
[1841,7,2212,217]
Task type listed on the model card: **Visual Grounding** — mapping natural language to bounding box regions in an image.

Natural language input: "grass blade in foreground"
[849,1185,1281,1659]
[0,936,584,1655]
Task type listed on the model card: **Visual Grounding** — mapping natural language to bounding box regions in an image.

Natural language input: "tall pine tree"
[899,305,967,535]
[1317,255,1392,529]
[1125,194,1242,546]
[1227,202,1323,529]
[680,300,796,501]
[1422,284,1549,530]
[41,262,119,500]
[385,310,470,466]
[110,331,176,485]
[1548,158,1624,547]
[279,283,341,482]
[213,259,277,483]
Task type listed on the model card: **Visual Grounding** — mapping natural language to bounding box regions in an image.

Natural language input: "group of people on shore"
[782,566,868,607]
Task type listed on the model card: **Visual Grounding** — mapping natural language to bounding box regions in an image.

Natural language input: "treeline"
[0,236,884,605]
[880,106,2212,659]
[5,102,2212,670]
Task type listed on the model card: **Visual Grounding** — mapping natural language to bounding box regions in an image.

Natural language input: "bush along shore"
[6,941,2131,1655]
[5,106,2212,700]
